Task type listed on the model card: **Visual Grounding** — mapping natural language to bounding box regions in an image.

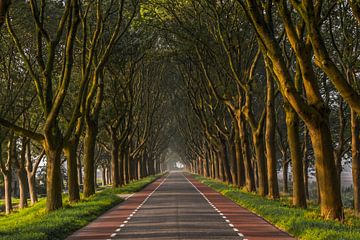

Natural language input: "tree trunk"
[63,140,80,203]
[44,142,63,211]
[17,169,28,209]
[25,143,39,205]
[137,158,141,180]
[17,138,29,209]
[4,172,12,214]
[282,158,289,193]
[285,105,307,208]
[217,150,225,182]
[212,149,219,180]
[265,72,279,199]
[253,131,268,196]
[351,110,360,215]
[302,130,310,200]
[234,133,245,187]
[83,119,98,197]
[27,173,37,205]
[228,138,238,185]
[122,148,129,184]
[308,121,343,220]
[102,167,106,186]
[111,139,120,188]
[239,115,255,192]
[77,156,82,185]
[204,151,210,177]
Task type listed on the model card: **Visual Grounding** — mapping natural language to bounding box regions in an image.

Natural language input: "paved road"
[112,172,241,240]
[68,172,293,240]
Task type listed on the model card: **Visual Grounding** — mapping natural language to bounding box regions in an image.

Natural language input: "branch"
[0,117,44,142]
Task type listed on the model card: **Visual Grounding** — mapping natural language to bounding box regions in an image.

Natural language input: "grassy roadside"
[0,174,161,240]
[194,175,360,240]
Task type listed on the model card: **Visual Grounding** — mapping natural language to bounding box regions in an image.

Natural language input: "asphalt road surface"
[68,172,293,240]
[111,172,242,240]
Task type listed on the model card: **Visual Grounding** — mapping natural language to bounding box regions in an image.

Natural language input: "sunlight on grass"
[195,175,360,240]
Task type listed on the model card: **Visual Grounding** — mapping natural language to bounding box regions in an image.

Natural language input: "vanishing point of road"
[68,172,294,240]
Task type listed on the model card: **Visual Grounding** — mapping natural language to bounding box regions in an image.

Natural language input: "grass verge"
[194,175,360,240]
[0,174,161,240]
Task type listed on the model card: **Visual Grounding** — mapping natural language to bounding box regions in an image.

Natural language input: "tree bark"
[265,71,279,199]
[253,131,268,196]
[1,135,14,214]
[17,169,28,209]
[228,138,238,185]
[4,172,12,214]
[239,116,255,192]
[17,137,29,209]
[44,139,63,211]
[308,121,343,220]
[282,157,289,193]
[351,110,360,215]
[83,119,97,197]
[27,172,37,205]
[102,166,106,186]
[77,156,82,185]
[303,129,310,200]
[110,138,120,188]
[25,143,42,205]
[285,104,307,208]
[63,139,80,203]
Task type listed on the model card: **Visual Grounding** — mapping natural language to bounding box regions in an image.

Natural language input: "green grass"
[0,198,20,210]
[195,175,360,240]
[0,175,161,240]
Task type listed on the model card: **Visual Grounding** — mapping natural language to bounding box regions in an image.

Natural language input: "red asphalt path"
[186,174,294,240]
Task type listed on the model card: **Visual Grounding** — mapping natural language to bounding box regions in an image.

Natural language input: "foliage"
[195,175,360,240]
[0,175,160,240]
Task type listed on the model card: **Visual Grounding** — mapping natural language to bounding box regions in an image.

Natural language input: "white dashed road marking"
[109,175,169,239]
[183,174,245,240]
